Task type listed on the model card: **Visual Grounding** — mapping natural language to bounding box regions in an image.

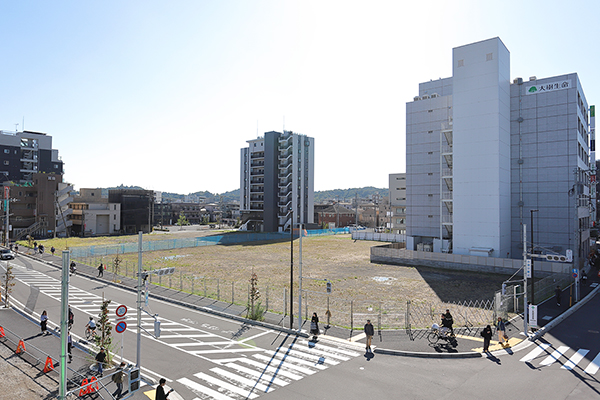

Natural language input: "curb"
[374,348,483,358]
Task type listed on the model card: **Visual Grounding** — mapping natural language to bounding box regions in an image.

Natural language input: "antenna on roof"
[257,120,259,138]
[283,116,285,133]
[22,116,24,131]
[14,123,19,132]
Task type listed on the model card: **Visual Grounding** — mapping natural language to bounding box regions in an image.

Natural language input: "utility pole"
[136,231,142,367]
[522,224,528,335]
[289,211,294,330]
[530,209,538,304]
[573,168,581,302]
[298,224,303,331]
[3,186,9,247]
[58,251,70,399]
[354,193,359,226]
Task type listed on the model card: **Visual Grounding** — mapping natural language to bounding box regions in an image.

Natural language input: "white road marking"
[519,343,551,363]
[193,372,260,399]
[584,353,600,375]
[562,349,589,370]
[540,346,569,366]
[177,377,236,400]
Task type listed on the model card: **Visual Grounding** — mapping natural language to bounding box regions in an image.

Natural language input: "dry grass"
[63,233,509,327]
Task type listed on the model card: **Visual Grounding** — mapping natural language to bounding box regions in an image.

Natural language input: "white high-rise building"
[406,37,592,265]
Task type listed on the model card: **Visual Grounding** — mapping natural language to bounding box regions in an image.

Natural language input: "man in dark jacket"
[480,325,493,352]
[95,348,106,376]
[364,320,375,352]
[442,309,454,336]
[155,378,174,400]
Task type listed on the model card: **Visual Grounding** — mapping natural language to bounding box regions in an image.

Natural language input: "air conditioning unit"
[431,93,439,98]
[422,95,430,99]
[414,96,421,101]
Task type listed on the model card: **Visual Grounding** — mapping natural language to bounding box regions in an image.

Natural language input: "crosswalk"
[520,343,600,374]
[7,262,362,399]
[177,338,361,400]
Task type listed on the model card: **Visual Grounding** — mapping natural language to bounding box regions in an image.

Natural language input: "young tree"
[177,212,190,226]
[247,270,264,321]
[94,299,114,363]
[2,261,15,308]
[113,251,122,281]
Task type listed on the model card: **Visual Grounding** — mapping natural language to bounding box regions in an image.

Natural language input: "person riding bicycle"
[86,317,97,336]
[442,309,454,336]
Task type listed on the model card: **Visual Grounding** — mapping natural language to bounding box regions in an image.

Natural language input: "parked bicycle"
[427,323,453,344]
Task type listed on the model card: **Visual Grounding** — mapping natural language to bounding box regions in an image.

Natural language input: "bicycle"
[427,323,453,344]
[85,327,97,341]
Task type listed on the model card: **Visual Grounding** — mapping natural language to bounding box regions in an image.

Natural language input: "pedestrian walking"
[310,312,319,341]
[480,325,493,352]
[68,305,74,330]
[582,271,588,286]
[155,378,174,400]
[98,263,104,277]
[14,244,18,253]
[442,309,454,336]
[95,348,106,376]
[40,310,49,335]
[364,319,375,352]
[496,317,507,345]
[50,246,55,256]
[39,244,44,254]
[555,285,562,306]
[112,362,126,399]
[67,333,73,363]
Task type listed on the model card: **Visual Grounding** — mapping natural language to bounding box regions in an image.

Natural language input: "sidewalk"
[16,249,600,358]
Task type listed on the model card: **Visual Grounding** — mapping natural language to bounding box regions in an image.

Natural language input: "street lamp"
[530,209,538,305]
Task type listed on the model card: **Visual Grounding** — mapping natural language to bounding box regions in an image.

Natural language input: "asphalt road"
[4,255,364,400]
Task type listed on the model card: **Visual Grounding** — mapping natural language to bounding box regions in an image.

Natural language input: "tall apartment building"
[389,173,406,234]
[406,37,592,265]
[240,131,314,232]
[0,130,64,184]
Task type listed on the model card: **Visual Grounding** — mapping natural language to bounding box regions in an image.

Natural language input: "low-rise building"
[70,189,121,236]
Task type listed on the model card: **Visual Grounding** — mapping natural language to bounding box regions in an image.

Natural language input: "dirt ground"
[69,233,509,327]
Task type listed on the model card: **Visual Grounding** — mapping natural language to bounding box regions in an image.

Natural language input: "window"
[486,53,493,61]
[3,149,8,154]
[3,161,8,165]
[114,214,116,220]
[457,59,464,67]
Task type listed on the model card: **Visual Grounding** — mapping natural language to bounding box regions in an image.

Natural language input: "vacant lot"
[41,232,509,328]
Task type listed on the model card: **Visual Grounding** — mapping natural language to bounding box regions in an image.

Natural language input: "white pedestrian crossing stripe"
[520,343,600,374]
[8,263,362,399]
[179,339,361,399]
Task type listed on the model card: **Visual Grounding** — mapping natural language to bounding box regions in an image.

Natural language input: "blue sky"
[1,0,598,194]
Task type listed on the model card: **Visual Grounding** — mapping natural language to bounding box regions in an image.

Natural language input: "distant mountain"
[314,187,386,203]
[94,186,382,204]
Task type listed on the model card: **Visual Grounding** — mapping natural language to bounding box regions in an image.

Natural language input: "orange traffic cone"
[89,376,99,392]
[43,356,54,373]
[79,378,89,396]
[0,326,5,338]
[15,339,26,354]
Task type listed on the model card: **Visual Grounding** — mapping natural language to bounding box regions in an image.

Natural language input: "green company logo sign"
[526,80,571,95]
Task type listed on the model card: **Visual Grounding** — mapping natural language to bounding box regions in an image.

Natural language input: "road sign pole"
[136,231,142,368]
[59,250,70,400]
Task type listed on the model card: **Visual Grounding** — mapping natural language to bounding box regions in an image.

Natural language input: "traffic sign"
[115,305,128,318]
[115,321,127,333]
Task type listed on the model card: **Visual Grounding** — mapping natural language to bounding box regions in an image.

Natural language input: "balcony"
[250,152,265,159]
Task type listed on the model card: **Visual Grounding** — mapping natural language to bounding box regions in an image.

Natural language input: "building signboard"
[526,80,571,95]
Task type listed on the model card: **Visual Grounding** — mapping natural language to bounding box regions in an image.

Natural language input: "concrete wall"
[371,243,571,277]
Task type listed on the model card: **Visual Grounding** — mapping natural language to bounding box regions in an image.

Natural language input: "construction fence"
[70,228,350,258]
